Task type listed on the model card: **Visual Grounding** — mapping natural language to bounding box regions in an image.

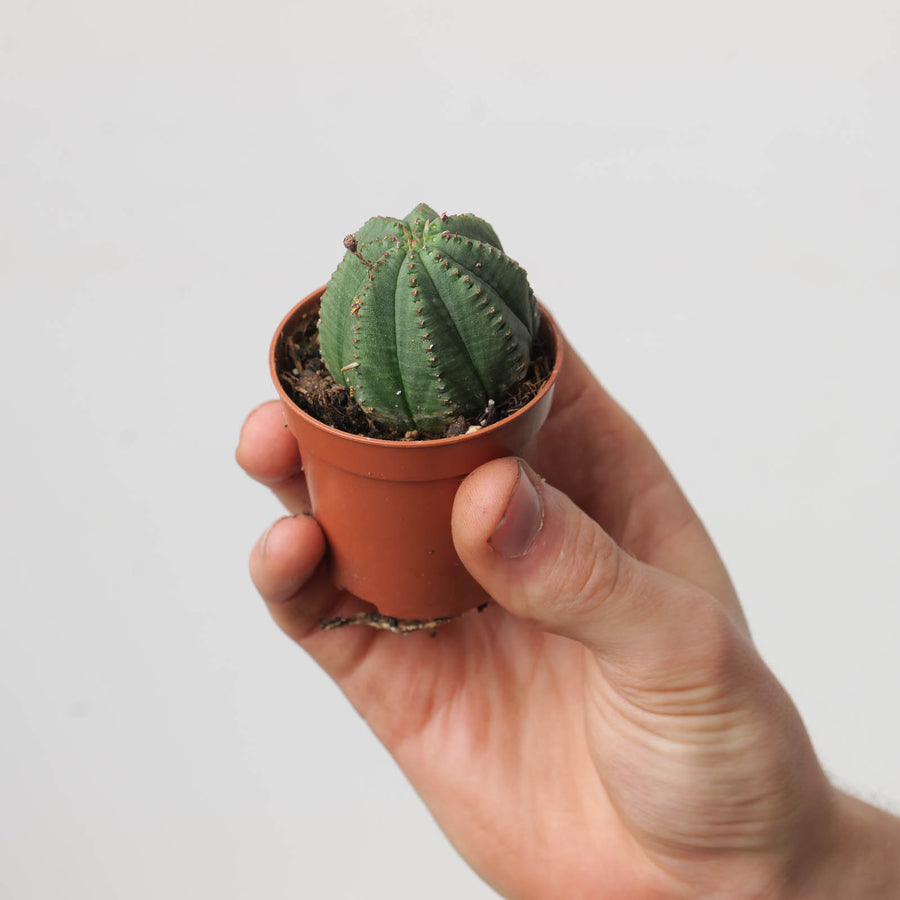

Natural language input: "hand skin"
[237,337,900,899]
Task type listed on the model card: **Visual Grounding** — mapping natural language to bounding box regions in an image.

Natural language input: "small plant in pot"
[269,203,562,629]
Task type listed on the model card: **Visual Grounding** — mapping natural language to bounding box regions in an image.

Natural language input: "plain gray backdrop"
[2,1,898,897]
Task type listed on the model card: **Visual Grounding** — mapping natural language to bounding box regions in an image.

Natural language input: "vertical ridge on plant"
[318,203,541,434]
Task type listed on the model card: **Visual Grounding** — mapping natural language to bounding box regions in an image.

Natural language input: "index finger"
[236,400,311,514]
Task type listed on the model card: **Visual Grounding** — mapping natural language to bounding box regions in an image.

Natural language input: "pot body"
[269,287,562,620]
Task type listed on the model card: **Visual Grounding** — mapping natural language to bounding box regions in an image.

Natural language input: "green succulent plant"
[318,203,540,434]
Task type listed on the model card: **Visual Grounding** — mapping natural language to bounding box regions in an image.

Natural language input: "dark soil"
[278,314,554,441]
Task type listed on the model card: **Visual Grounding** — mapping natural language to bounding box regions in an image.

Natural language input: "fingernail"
[260,515,291,558]
[489,461,544,559]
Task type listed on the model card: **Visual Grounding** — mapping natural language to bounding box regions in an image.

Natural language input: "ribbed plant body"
[318,203,541,434]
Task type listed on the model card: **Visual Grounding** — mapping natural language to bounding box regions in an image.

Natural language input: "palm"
[313,595,655,897]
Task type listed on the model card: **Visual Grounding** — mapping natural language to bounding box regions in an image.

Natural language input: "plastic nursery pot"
[269,286,563,621]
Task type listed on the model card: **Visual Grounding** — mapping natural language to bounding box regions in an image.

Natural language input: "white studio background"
[2,2,898,898]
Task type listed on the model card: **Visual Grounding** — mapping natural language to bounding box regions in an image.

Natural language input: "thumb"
[452,458,732,672]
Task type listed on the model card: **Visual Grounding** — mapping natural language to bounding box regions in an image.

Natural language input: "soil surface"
[278,314,554,441]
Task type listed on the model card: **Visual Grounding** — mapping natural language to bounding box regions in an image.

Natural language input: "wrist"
[788,788,900,899]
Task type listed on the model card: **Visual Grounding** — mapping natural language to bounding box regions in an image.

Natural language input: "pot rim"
[270,286,563,450]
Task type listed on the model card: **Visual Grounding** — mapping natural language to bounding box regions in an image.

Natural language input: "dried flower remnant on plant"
[317,203,541,434]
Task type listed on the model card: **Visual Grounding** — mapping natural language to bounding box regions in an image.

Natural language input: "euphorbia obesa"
[317,203,540,434]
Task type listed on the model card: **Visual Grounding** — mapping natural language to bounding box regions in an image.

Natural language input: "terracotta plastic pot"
[269,287,562,620]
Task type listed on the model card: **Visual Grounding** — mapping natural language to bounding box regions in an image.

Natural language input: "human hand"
[237,338,899,899]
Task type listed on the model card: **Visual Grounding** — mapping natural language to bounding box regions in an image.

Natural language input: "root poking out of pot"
[320,611,455,635]
[279,311,554,441]
[320,601,491,635]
